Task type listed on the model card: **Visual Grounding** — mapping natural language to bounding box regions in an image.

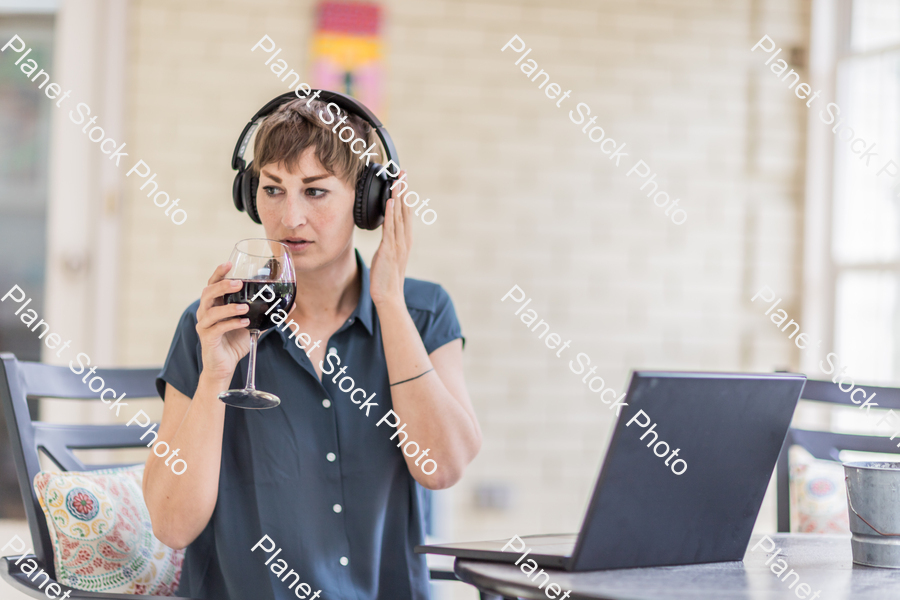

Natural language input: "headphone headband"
[231,89,399,230]
[231,89,399,172]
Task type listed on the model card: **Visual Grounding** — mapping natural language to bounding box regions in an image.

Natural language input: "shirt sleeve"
[408,283,465,354]
[156,300,204,401]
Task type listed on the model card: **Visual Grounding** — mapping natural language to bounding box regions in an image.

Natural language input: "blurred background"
[2,0,900,598]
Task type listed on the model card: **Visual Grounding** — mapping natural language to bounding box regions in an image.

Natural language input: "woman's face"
[256,146,357,273]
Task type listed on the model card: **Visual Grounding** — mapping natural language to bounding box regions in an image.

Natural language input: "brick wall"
[119,0,808,597]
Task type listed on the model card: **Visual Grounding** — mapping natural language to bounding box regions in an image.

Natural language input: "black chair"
[0,353,477,599]
[0,352,185,599]
[776,378,900,532]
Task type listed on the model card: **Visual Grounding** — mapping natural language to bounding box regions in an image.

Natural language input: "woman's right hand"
[196,262,252,383]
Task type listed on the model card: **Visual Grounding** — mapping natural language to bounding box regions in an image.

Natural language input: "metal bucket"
[843,461,900,568]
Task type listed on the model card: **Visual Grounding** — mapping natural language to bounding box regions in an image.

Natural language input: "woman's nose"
[281,194,307,229]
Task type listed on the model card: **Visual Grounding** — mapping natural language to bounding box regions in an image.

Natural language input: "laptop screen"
[571,371,805,570]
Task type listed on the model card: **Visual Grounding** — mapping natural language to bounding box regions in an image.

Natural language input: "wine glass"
[218,238,296,409]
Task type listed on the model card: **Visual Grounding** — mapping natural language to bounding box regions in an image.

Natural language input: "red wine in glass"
[217,239,296,409]
[224,280,296,331]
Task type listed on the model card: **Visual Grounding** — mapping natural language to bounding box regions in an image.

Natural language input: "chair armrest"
[1,556,202,600]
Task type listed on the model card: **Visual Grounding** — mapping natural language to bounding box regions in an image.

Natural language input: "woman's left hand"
[370,169,412,307]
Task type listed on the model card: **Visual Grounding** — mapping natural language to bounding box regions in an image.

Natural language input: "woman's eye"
[306,188,327,198]
[263,186,282,197]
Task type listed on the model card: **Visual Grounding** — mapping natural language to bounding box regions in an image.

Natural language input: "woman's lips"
[282,239,312,252]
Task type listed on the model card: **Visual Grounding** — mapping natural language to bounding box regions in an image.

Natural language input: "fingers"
[207,262,231,286]
[200,264,232,315]
[379,169,412,266]
[199,277,242,314]
[386,170,408,246]
[197,302,248,331]
[382,195,395,241]
[206,315,250,339]
[400,180,411,223]
[396,171,410,251]
[393,195,404,247]
[391,170,406,203]
[392,174,404,240]
[404,195,413,249]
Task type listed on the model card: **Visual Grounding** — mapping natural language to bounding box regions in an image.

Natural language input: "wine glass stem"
[245,329,261,391]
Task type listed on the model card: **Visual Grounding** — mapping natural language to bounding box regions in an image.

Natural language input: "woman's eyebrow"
[302,173,330,184]
[260,169,282,183]
[259,170,330,184]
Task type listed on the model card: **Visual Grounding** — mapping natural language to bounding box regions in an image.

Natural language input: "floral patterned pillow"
[788,445,850,533]
[33,464,183,595]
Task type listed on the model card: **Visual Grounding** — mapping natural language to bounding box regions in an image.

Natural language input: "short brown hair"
[251,98,372,185]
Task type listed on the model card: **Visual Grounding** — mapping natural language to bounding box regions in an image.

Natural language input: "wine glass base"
[218,389,281,409]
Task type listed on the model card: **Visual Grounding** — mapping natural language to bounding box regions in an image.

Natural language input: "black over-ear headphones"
[231,89,400,230]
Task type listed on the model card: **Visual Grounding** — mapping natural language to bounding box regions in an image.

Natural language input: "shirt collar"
[270,248,374,344]
[350,248,375,336]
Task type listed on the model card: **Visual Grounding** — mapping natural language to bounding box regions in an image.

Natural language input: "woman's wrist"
[197,369,233,397]
[372,293,407,314]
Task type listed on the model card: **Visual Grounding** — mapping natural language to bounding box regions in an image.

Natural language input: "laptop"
[416,370,806,571]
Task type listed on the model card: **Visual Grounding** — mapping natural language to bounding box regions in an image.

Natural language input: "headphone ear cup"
[232,170,246,212]
[354,165,390,230]
[240,167,262,225]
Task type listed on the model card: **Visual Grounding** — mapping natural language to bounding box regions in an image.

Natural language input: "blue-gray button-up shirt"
[156,250,463,600]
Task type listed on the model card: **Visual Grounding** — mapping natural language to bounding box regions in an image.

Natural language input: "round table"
[454,534,900,600]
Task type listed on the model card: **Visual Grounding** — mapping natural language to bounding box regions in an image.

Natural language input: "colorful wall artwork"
[311,1,384,116]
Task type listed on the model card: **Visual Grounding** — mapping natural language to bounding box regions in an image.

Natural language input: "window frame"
[804,0,900,382]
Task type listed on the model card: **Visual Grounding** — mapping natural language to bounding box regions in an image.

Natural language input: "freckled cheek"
[258,197,317,227]
[306,203,355,234]
[257,200,284,232]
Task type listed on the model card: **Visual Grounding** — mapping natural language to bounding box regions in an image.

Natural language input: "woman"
[141,97,482,600]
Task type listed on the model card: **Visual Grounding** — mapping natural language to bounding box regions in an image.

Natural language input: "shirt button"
[340,556,349,566]
[326,452,336,462]
[322,399,331,408]
[333,503,342,513]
